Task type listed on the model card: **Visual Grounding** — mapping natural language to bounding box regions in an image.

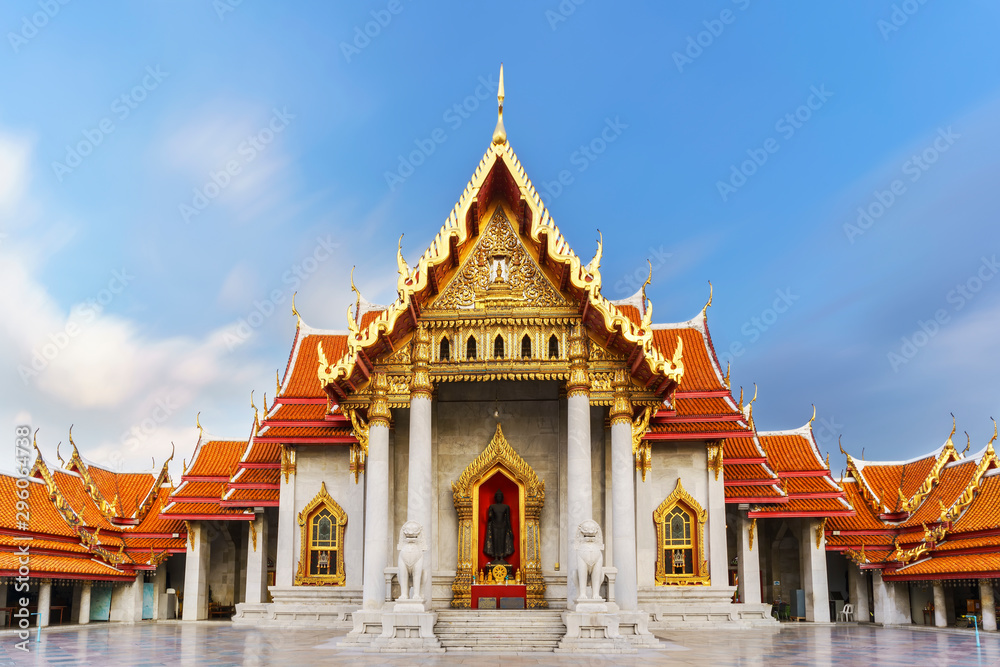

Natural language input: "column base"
[338,610,384,646]
[616,610,659,646]
[556,611,636,654]
[368,610,443,653]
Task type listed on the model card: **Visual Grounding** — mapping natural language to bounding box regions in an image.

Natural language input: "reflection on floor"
[0,622,997,666]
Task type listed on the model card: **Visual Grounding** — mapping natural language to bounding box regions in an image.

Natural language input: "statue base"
[368,610,444,653]
[556,610,636,654]
[616,610,658,646]
[574,597,609,613]
[337,609,383,646]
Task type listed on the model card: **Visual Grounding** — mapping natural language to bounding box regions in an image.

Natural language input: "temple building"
[7,68,1000,650]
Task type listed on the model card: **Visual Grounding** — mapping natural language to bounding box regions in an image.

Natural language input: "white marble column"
[981,580,996,631]
[244,512,269,604]
[363,420,390,609]
[737,515,761,604]
[153,563,167,620]
[848,563,870,623]
[611,418,637,611]
[275,449,296,588]
[123,573,144,623]
[872,569,910,625]
[707,445,728,584]
[933,581,947,627]
[800,518,830,622]
[566,391,593,607]
[78,582,92,624]
[407,393,433,604]
[37,580,51,627]
[182,521,210,620]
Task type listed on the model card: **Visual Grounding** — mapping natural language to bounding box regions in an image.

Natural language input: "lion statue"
[574,519,605,601]
[396,520,428,601]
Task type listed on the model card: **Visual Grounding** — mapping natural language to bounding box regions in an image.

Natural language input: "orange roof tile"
[651,325,725,393]
[0,552,129,579]
[953,474,1000,532]
[185,440,246,477]
[901,460,977,527]
[281,331,348,398]
[759,430,828,473]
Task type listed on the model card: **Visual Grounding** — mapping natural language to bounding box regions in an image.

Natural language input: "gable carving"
[430,206,569,311]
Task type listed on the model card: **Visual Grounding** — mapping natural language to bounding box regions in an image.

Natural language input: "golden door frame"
[451,424,546,608]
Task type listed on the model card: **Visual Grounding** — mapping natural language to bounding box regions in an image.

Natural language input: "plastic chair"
[837,603,854,622]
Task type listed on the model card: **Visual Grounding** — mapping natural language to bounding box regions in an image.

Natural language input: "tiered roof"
[828,420,1000,581]
[0,431,187,581]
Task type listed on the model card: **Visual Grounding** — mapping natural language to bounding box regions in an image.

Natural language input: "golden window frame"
[653,478,710,586]
[295,482,347,586]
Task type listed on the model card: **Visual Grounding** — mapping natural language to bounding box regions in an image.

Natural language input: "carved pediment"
[430,206,569,312]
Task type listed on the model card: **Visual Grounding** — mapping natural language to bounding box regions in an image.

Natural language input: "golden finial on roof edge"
[291,291,301,328]
[962,431,971,456]
[492,63,506,145]
[702,280,713,313]
[809,403,816,426]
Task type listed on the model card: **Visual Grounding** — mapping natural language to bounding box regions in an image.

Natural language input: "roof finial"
[492,63,506,145]
[809,403,817,426]
[962,431,971,456]
[702,280,713,314]
[276,369,282,397]
[196,412,203,441]
[291,292,301,328]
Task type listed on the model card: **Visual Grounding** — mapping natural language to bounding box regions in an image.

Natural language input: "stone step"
[434,611,566,652]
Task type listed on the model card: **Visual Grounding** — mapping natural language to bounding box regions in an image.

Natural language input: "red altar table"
[471,584,526,609]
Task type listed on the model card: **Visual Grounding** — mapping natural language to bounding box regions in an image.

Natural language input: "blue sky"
[1,1,998,475]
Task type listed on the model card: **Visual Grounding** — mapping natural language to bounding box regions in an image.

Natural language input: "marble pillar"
[363,421,390,609]
[244,512,269,604]
[37,580,51,627]
[737,515,761,604]
[182,521,210,620]
[407,393,433,604]
[79,582,92,625]
[707,450,728,584]
[981,580,996,631]
[123,573,144,623]
[800,518,830,623]
[275,452,296,588]
[611,419,637,611]
[848,563,870,623]
[566,391,593,607]
[933,581,947,628]
[872,569,910,625]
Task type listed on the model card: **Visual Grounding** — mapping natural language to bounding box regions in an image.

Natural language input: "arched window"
[494,334,505,359]
[295,482,347,585]
[664,506,693,575]
[467,336,477,360]
[521,334,532,358]
[548,334,559,359]
[653,479,708,585]
[440,337,450,361]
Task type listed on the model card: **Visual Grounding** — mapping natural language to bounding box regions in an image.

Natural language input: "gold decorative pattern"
[939,420,999,524]
[430,206,568,312]
[632,406,653,482]
[900,417,961,513]
[748,518,756,552]
[609,369,632,426]
[295,482,347,586]
[566,327,590,397]
[411,324,433,397]
[451,424,546,608]
[815,517,827,550]
[706,443,724,482]
[368,371,391,427]
[280,445,296,483]
[249,518,258,552]
[654,479,709,586]
[344,408,368,483]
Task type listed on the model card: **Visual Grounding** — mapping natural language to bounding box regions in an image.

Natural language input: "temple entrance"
[451,424,546,609]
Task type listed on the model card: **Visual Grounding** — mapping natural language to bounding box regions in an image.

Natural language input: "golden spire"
[250,390,258,426]
[723,361,731,390]
[291,292,301,329]
[492,63,506,145]
[809,404,817,426]
[702,280,713,314]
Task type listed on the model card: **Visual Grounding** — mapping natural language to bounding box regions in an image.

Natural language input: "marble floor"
[0,622,997,666]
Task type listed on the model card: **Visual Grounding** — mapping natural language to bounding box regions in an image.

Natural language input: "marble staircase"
[433,610,566,652]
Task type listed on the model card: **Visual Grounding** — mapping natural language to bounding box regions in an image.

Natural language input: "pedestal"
[368,608,444,653]
[556,604,636,654]
[338,610,384,646]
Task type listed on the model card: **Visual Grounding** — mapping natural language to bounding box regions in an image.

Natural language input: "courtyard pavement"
[0,621,997,666]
